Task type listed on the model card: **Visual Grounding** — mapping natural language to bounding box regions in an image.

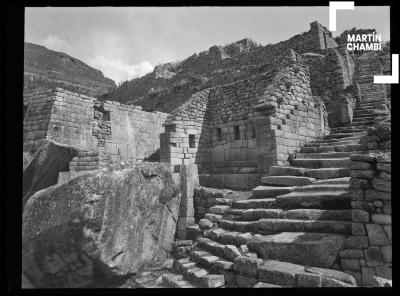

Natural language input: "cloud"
[88,56,154,83]
[41,34,72,54]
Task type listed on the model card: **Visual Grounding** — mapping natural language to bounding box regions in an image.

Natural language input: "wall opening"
[102,111,110,121]
[189,134,196,148]
[216,128,222,141]
[234,126,240,140]
[23,105,28,118]
[323,32,328,48]
[94,105,110,121]
[249,124,256,139]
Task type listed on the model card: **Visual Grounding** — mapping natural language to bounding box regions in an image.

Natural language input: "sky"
[25,6,390,83]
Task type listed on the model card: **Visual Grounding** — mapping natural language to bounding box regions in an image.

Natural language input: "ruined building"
[22,21,391,288]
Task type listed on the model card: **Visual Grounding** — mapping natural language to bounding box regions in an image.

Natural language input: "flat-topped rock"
[253,218,352,235]
[249,232,346,268]
[276,190,351,210]
[257,259,356,287]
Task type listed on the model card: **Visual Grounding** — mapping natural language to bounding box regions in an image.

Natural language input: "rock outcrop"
[22,162,181,288]
[23,140,81,205]
[24,42,116,97]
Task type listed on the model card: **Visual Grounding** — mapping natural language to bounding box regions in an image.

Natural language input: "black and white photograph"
[5,2,395,291]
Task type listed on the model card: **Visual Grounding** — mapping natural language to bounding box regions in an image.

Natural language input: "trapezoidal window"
[189,134,196,148]
[323,32,328,48]
[102,111,110,121]
[94,105,111,121]
[249,124,256,139]
[216,128,222,141]
[234,126,240,140]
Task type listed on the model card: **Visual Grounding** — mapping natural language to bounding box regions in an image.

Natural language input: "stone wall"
[192,187,252,222]
[353,53,387,103]
[23,89,55,142]
[178,21,336,78]
[160,89,211,170]
[343,153,391,286]
[254,51,329,169]
[359,121,391,152]
[112,21,339,113]
[160,50,330,189]
[175,164,199,240]
[24,88,169,172]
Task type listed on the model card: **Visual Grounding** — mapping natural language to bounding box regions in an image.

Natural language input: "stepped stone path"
[159,99,387,288]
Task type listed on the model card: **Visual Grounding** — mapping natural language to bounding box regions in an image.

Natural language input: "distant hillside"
[24,42,116,97]
[102,38,260,112]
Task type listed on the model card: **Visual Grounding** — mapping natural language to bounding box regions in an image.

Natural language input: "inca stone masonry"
[22,21,391,288]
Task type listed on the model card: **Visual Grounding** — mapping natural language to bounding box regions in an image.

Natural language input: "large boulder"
[22,162,181,288]
[23,140,81,205]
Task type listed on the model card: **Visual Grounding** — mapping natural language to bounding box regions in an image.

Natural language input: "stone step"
[180,245,353,287]
[353,111,375,117]
[253,282,283,287]
[208,216,352,236]
[252,186,295,198]
[203,228,254,247]
[295,152,354,159]
[355,104,381,110]
[323,132,366,140]
[282,209,352,221]
[310,135,364,144]
[224,208,283,221]
[209,205,231,215]
[330,127,368,134]
[293,184,349,192]
[205,213,223,223]
[276,190,351,210]
[304,167,350,179]
[253,219,352,235]
[161,273,197,288]
[218,219,255,233]
[312,177,350,185]
[222,208,352,222]
[248,232,345,268]
[345,120,375,127]
[231,198,276,209]
[248,232,346,269]
[291,158,351,169]
[261,176,315,186]
[254,258,356,287]
[134,272,170,288]
[195,237,254,268]
[269,166,306,176]
[305,139,361,147]
[357,102,386,107]
[300,144,365,153]
[359,98,388,104]
[269,167,350,179]
[173,256,227,288]
[353,115,377,121]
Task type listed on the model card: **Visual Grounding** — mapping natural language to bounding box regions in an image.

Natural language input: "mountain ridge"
[24,42,116,97]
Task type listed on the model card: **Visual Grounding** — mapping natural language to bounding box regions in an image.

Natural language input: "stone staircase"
[160,99,387,288]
